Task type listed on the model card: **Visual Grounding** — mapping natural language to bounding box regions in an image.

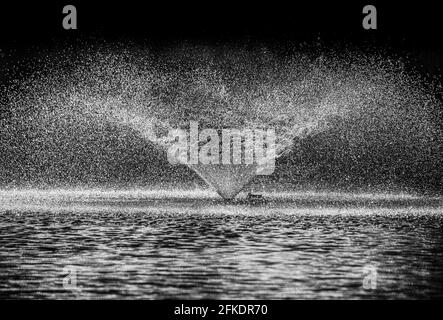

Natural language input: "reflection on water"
[0,190,442,299]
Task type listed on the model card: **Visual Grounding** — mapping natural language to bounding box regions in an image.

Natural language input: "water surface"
[1,190,442,299]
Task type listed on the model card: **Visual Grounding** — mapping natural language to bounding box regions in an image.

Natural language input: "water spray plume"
[2,45,440,197]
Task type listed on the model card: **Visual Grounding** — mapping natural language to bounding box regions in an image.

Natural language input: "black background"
[0,1,441,49]
[1,1,442,73]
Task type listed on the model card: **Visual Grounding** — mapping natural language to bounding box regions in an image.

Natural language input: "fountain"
[2,45,440,196]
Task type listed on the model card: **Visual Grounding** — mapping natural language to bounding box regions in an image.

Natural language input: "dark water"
[1,191,442,299]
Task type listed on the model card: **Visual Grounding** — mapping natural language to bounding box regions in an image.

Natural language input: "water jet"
[3,46,440,197]
[189,163,258,200]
